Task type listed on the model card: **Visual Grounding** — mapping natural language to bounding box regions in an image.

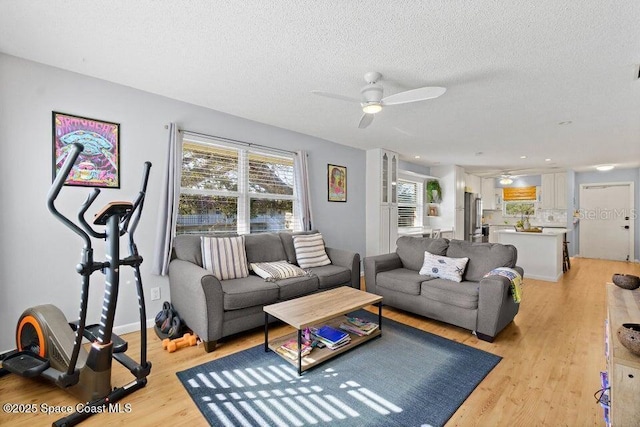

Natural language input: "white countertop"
[398,227,454,236]
[496,228,567,236]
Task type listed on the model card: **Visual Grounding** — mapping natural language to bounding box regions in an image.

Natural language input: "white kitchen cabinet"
[482,178,496,210]
[465,173,482,195]
[366,148,399,256]
[455,166,465,209]
[541,172,567,209]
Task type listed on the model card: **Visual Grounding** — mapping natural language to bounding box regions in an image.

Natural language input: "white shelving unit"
[366,148,399,256]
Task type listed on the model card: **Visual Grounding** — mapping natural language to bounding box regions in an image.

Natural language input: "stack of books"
[311,325,351,350]
[339,316,379,336]
[276,338,313,360]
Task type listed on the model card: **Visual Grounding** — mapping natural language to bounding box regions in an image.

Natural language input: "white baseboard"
[113,319,155,336]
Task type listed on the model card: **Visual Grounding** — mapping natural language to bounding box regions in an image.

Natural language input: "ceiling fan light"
[362,103,382,114]
[499,177,513,185]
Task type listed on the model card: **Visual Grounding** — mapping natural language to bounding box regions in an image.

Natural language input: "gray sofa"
[169,231,360,352]
[364,236,522,342]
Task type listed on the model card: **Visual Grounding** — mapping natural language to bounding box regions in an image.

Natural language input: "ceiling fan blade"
[311,90,360,103]
[358,113,374,129]
[382,86,446,106]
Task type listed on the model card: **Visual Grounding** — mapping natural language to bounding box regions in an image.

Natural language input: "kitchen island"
[497,228,567,282]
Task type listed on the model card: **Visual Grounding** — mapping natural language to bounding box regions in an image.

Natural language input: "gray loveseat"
[169,231,360,352]
[364,236,522,342]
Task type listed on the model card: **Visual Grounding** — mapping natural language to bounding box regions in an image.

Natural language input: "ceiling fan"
[311,71,446,129]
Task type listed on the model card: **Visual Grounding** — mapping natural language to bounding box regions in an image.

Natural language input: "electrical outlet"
[150,287,161,301]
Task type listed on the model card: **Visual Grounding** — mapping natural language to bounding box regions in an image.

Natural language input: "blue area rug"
[176,311,500,427]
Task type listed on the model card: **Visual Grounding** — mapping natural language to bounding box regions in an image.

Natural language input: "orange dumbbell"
[162,333,198,353]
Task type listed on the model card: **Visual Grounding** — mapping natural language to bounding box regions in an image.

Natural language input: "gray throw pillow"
[396,236,450,271]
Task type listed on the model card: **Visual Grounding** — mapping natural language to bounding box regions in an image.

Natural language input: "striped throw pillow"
[201,236,249,280]
[250,261,308,281]
[292,233,331,269]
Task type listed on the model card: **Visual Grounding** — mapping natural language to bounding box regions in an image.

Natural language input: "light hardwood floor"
[1,257,638,426]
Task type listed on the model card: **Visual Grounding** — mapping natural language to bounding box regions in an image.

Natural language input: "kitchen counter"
[497,229,565,282]
[398,227,454,238]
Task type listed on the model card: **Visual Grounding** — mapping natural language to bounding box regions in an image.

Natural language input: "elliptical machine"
[0,142,152,426]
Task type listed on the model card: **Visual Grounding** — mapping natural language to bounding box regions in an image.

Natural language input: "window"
[178,138,298,235]
[503,201,536,217]
[397,179,423,227]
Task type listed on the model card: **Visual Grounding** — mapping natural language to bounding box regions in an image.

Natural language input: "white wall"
[0,54,366,351]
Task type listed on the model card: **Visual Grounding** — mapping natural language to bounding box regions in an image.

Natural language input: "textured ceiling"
[2,1,640,175]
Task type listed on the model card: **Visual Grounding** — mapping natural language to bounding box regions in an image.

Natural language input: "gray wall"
[574,168,640,261]
[0,54,366,351]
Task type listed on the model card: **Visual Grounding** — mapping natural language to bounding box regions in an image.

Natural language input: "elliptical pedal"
[2,351,50,378]
[84,325,128,353]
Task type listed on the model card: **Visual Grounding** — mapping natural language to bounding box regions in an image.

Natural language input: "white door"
[579,183,634,261]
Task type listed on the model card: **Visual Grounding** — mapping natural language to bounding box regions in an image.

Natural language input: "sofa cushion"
[279,230,320,264]
[446,240,518,282]
[293,233,332,268]
[419,252,469,283]
[307,264,352,289]
[396,236,450,271]
[244,233,288,263]
[201,236,249,280]
[420,279,480,310]
[250,261,308,281]
[173,234,204,267]
[275,275,319,300]
[220,276,279,310]
[377,268,432,295]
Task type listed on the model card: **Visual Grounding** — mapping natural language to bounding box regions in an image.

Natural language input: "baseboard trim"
[113,319,155,336]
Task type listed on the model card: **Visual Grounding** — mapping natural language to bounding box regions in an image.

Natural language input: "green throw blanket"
[484,267,523,303]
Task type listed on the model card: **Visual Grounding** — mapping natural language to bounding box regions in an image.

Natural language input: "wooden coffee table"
[264,286,382,375]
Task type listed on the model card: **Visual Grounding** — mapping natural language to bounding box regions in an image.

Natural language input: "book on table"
[339,316,379,336]
[311,325,351,350]
[277,338,312,360]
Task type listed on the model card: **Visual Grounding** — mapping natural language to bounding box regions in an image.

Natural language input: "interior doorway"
[579,182,634,261]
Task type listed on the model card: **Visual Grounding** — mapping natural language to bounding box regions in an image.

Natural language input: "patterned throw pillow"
[419,251,469,283]
[292,233,332,269]
[250,261,308,282]
[201,236,249,280]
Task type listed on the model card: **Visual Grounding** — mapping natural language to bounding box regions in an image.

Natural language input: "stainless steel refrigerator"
[464,192,486,242]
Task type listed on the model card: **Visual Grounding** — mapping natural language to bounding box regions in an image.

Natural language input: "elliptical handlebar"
[47,143,92,249]
[124,161,152,238]
[79,189,105,239]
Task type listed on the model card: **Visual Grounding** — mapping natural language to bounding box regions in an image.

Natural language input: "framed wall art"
[52,111,120,188]
[328,164,347,202]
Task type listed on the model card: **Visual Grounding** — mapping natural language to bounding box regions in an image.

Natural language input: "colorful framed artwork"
[328,164,347,202]
[52,111,120,188]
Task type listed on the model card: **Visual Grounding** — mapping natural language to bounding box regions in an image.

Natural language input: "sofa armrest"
[363,253,403,295]
[476,266,522,339]
[325,246,361,289]
[168,259,225,343]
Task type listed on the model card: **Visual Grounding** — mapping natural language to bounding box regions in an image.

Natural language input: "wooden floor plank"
[0,257,638,426]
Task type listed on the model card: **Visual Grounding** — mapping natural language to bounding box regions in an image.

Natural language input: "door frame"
[578,181,635,261]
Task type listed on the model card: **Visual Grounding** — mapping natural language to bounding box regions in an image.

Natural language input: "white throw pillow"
[201,236,249,280]
[419,251,469,283]
[250,261,308,281]
[292,233,332,269]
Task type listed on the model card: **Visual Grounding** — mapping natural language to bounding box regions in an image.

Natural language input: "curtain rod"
[170,127,297,156]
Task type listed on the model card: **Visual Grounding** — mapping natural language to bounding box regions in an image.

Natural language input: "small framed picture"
[328,164,347,202]
[52,111,120,188]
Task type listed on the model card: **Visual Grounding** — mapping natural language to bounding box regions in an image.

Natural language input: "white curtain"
[151,123,183,275]
[294,150,313,231]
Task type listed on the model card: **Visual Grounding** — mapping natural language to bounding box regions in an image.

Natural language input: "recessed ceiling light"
[596,165,615,171]
[545,158,551,162]
[558,121,572,125]
[414,155,420,159]
[520,155,527,159]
